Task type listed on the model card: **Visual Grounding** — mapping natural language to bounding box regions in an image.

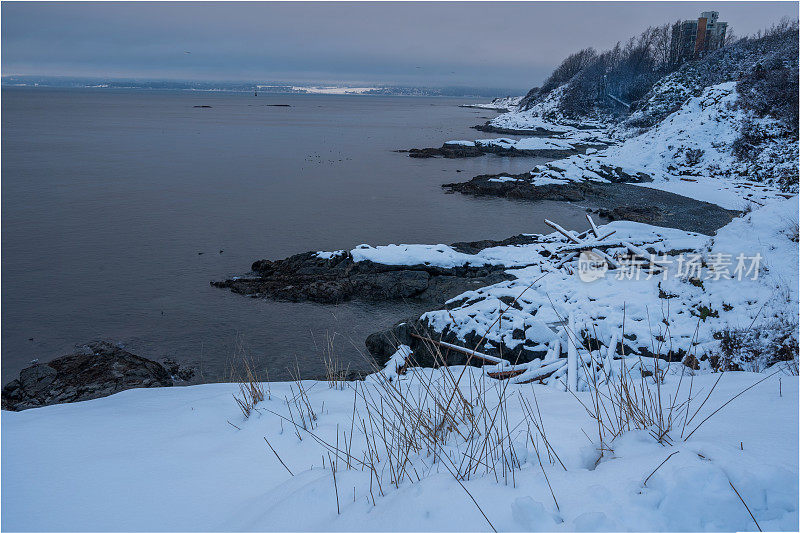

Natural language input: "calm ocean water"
[2,87,586,382]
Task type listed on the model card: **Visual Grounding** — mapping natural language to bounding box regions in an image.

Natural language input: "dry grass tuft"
[228,334,267,419]
[319,331,350,390]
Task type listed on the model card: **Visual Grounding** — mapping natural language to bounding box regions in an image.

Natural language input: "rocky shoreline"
[364,314,543,371]
[4,115,747,410]
[211,143,740,376]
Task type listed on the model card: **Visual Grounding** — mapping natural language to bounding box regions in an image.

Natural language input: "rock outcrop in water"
[398,144,485,158]
[400,140,595,159]
[2,341,173,411]
[211,235,545,305]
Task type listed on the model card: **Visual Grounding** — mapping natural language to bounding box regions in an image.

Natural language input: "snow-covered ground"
[350,242,536,269]
[446,137,575,151]
[3,366,797,531]
[316,192,797,376]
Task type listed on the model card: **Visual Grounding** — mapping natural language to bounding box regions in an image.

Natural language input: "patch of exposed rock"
[397,144,486,158]
[596,205,665,224]
[2,342,173,411]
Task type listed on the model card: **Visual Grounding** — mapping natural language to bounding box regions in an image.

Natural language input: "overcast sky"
[2,2,797,91]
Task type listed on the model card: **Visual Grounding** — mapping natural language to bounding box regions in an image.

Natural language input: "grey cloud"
[2,2,797,91]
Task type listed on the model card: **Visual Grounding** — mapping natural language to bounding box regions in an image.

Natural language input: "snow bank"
[351,243,493,268]
[482,137,576,151]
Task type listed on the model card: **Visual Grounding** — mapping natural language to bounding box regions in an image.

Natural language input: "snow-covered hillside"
[629,26,800,128]
[487,82,796,209]
[487,86,612,133]
[483,24,798,197]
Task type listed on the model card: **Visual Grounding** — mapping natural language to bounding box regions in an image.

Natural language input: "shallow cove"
[2,88,590,382]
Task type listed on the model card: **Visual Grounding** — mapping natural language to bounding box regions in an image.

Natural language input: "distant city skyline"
[2,2,798,92]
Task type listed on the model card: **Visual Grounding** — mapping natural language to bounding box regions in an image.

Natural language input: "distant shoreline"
[0,79,518,99]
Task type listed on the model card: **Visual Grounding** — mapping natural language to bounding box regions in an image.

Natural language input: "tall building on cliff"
[670,11,728,65]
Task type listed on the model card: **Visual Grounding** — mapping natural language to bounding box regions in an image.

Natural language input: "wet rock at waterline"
[2,341,173,411]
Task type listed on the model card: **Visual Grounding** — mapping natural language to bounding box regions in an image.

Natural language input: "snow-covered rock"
[460,95,523,111]
[373,197,798,375]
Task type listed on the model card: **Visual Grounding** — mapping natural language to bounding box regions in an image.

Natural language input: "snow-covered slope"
[3,369,797,531]
[311,195,798,376]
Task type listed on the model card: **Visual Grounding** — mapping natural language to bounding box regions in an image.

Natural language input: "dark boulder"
[2,341,173,411]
